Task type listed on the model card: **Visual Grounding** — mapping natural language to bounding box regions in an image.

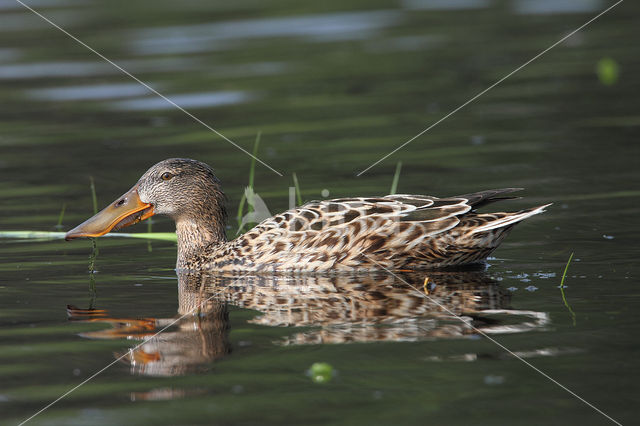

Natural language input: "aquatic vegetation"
[559,252,576,326]
[89,176,98,215]
[389,161,402,195]
[0,230,177,242]
[596,57,619,86]
[292,172,302,205]
[308,362,333,384]
[55,203,66,230]
[235,132,261,233]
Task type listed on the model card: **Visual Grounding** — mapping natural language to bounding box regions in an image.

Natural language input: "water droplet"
[470,135,485,145]
[484,375,505,385]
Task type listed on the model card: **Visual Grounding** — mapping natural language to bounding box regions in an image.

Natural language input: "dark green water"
[1,0,638,425]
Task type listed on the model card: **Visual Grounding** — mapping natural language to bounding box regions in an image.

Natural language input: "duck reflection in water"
[67,270,549,377]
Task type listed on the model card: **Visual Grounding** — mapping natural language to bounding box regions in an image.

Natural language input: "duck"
[65,158,550,273]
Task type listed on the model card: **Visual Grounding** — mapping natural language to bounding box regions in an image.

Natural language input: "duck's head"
[65,158,226,241]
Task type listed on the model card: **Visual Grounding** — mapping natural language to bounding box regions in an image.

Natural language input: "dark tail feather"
[454,188,524,209]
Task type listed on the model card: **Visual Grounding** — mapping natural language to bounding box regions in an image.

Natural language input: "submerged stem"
[88,238,98,274]
[88,273,97,309]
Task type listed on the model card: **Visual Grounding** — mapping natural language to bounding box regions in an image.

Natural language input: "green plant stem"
[56,203,66,228]
[559,252,576,326]
[88,273,97,309]
[236,132,261,232]
[0,230,176,241]
[89,176,98,214]
[248,132,260,200]
[390,161,402,195]
[88,237,98,274]
[292,172,302,205]
[236,192,246,229]
[147,217,153,252]
[88,177,99,276]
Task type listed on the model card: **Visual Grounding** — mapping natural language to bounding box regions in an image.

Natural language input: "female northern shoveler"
[65,158,550,273]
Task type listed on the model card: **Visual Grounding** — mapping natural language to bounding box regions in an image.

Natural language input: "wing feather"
[225,189,547,271]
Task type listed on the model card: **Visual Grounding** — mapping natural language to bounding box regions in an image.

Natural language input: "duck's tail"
[468,203,552,235]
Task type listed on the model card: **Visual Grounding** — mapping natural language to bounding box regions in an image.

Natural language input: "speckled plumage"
[130,160,548,272]
[67,158,550,272]
[191,189,549,273]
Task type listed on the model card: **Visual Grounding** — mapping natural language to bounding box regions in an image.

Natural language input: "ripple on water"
[129,10,404,55]
[401,0,491,10]
[27,83,151,101]
[513,0,603,15]
[0,57,201,80]
[0,0,85,10]
[109,91,254,111]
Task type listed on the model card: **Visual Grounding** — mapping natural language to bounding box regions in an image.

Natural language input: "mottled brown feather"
[196,190,550,273]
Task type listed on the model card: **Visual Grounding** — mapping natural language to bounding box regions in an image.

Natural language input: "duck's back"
[201,188,549,273]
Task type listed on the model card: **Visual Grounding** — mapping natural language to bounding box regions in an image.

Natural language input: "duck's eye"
[161,172,174,181]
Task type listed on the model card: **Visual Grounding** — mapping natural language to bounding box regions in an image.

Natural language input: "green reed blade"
[390,161,402,195]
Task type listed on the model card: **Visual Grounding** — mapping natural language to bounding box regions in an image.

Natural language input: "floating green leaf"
[596,57,619,86]
[309,362,333,384]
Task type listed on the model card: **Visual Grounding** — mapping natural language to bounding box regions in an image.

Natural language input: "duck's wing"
[227,190,547,271]
[234,196,472,268]
[254,195,471,235]
[251,189,527,238]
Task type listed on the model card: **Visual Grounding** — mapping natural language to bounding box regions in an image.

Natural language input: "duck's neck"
[175,211,227,269]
